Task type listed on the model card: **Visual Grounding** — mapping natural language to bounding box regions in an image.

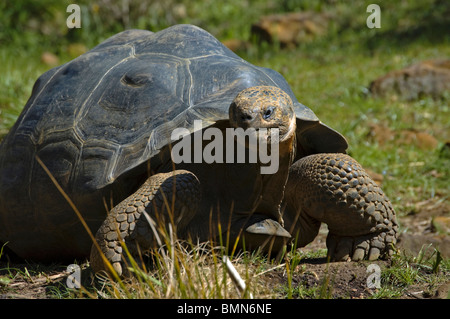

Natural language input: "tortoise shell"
[0,25,346,260]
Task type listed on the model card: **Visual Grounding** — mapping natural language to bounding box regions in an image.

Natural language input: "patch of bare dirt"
[398,198,450,259]
[293,259,390,299]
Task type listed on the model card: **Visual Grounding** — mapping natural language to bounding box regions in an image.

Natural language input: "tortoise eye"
[263,106,274,119]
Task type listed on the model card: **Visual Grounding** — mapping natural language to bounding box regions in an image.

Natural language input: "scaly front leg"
[90,170,201,276]
[283,153,398,261]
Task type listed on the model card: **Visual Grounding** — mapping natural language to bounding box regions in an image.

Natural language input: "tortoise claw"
[229,217,291,255]
[326,231,396,262]
[245,219,291,238]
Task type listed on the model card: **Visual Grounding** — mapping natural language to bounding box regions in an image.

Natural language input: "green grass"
[373,246,448,298]
[0,0,449,299]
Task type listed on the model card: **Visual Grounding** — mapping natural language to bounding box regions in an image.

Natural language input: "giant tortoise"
[0,25,397,275]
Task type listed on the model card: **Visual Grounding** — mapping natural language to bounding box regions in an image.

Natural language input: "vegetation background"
[0,0,449,299]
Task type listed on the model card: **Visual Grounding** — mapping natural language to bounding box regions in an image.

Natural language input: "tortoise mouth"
[253,113,296,145]
[228,111,296,144]
[278,114,296,143]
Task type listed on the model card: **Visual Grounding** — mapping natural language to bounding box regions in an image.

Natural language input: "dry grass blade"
[223,256,253,299]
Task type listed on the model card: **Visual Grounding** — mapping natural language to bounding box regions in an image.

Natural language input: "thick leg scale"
[284,153,398,261]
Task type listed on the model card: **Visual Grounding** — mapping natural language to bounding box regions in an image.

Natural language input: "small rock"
[251,11,331,47]
[365,169,383,185]
[41,52,60,66]
[367,124,439,150]
[222,39,250,52]
[432,216,450,235]
[398,129,439,150]
[369,59,450,100]
[367,124,395,146]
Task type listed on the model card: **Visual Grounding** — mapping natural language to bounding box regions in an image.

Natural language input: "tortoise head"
[229,86,296,143]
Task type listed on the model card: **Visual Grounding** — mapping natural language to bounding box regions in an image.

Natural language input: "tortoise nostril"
[241,113,254,122]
